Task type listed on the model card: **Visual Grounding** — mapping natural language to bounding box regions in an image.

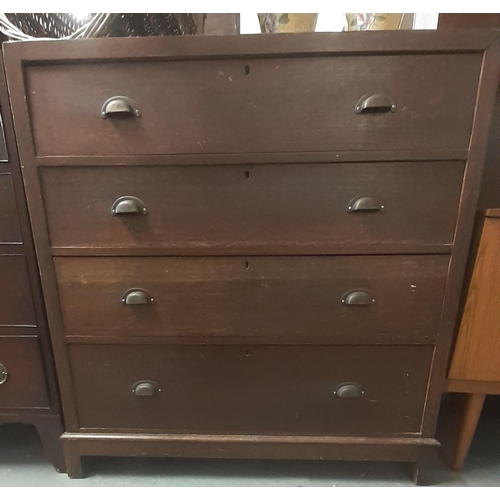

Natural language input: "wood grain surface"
[56,255,449,343]
[41,163,464,255]
[449,217,500,382]
[69,343,433,435]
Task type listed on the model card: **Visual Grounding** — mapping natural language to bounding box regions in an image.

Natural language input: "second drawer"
[41,162,463,255]
[55,255,449,343]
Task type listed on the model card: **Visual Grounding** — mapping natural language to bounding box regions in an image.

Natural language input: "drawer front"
[42,163,463,254]
[26,55,480,156]
[0,255,37,326]
[70,344,433,435]
[55,255,448,343]
[0,336,49,409]
[0,173,22,244]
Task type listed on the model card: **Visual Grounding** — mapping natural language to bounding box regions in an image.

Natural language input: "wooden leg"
[63,440,84,478]
[451,393,486,472]
[35,417,66,473]
[410,459,431,486]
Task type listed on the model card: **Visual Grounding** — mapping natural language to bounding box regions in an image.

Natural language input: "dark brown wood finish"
[0,255,36,326]
[0,332,49,411]
[62,433,440,479]
[3,31,499,483]
[4,29,499,59]
[438,14,500,30]
[0,336,49,409]
[0,50,65,471]
[55,255,449,344]
[478,92,500,209]
[436,16,500,475]
[70,344,433,435]
[0,173,22,243]
[41,163,463,255]
[35,150,470,166]
[420,36,500,437]
[26,55,479,157]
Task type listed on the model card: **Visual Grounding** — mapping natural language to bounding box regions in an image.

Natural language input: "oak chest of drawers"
[4,31,499,483]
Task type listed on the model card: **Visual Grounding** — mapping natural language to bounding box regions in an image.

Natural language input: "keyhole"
[245,261,250,269]
[244,65,250,75]
[245,350,250,357]
[245,171,250,180]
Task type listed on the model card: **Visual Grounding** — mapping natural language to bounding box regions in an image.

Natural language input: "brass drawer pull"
[121,288,155,305]
[348,196,385,213]
[101,96,141,118]
[334,382,364,398]
[355,93,396,114]
[342,290,376,306]
[131,380,161,397]
[111,196,147,216]
[0,363,8,385]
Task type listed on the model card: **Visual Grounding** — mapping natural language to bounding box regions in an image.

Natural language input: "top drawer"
[25,54,480,157]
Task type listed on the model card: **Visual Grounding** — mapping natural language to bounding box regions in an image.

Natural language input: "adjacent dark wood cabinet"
[0,50,64,471]
[3,31,499,483]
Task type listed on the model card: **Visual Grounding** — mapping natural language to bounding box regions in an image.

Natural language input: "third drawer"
[55,255,449,343]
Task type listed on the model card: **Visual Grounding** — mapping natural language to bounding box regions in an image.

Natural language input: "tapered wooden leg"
[35,418,66,473]
[63,440,84,478]
[451,393,486,472]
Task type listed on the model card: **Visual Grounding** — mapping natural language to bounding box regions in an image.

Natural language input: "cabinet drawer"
[55,255,448,343]
[42,162,463,255]
[26,54,480,156]
[70,344,433,435]
[0,255,37,326]
[0,173,22,244]
[0,336,49,409]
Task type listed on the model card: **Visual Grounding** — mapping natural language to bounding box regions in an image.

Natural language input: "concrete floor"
[0,396,499,486]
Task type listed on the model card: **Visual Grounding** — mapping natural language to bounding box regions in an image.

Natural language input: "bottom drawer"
[70,344,433,436]
[0,336,49,409]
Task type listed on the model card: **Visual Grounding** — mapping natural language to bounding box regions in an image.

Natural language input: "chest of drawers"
[0,50,64,471]
[4,31,499,483]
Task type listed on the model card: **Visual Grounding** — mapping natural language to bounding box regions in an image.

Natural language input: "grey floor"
[0,396,499,486]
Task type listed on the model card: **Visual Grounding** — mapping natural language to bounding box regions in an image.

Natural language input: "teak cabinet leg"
[63,441,84,478]
[35,418,66,473]
[451,393,486,472]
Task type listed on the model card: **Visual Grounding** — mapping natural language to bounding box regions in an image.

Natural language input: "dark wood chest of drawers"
[4,30,499,483]
[0,51,64,471]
